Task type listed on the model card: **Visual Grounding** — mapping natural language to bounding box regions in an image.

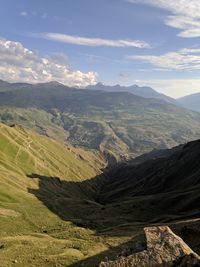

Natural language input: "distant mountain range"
[178,93,200,112]
[87,82,177,104]
[0,79,67,92]
[3,79,200,112]
[0,79,177,104]
[1,80,200,162]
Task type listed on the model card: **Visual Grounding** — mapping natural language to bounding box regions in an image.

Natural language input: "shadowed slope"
[100,140,200,204]
[29,141,200,262]
[27,139,200,232]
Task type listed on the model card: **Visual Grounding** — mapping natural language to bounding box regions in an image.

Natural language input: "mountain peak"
[48,81,64,86]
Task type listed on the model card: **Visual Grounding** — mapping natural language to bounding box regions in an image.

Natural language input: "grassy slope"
[0,123,113,267]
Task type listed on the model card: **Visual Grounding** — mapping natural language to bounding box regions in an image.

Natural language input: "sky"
[1,0,200,97]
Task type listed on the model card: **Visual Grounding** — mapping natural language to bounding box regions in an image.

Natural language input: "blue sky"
[1,0,200,97]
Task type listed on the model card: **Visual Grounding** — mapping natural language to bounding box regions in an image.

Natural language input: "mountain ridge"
[0,79,176,105]
[87,82,177,104]
[178,92,200,112]
[1,83,200,162]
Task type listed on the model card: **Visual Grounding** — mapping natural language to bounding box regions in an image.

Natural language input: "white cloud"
[33,32,150,48]
[179,47,200,54]
[127,48,200,70]
[0,37,97,87]
[47,53,70,67]
[20,11,28,17]
[134,79,200,98]
[21,11,48,19]
[127,0,200,38]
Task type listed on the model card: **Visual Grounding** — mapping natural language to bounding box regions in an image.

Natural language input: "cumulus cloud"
[127,0,200,38]
[33,32,150,48]
[127,47,200,70]
[0,37,97,87]
[47,53,70,67]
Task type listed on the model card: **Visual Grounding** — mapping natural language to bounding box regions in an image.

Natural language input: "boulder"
[100,226,200,267]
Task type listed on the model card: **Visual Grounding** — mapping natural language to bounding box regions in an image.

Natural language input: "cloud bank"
[34,32,150,48]
[0,37,97,87]
[127,47,200,70]
[128,0,200,38]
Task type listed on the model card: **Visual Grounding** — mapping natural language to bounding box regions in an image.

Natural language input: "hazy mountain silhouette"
[87,82,177,104]
[178,93,200,112]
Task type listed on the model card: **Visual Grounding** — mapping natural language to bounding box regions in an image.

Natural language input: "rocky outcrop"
[99,226,200,267]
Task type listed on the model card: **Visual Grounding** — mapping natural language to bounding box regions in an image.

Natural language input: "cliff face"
[99,226,200,267]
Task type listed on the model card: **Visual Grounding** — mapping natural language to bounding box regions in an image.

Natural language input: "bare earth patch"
[0,208,21,217]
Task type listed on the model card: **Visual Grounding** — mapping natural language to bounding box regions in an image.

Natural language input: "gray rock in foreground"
[100,226,200,267]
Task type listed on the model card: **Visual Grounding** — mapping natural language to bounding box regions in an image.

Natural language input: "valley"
[0,81,200,266]
[1,120,200,266]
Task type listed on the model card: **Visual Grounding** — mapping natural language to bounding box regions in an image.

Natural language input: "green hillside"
[0,107,69,142]
[0,123,110,267]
